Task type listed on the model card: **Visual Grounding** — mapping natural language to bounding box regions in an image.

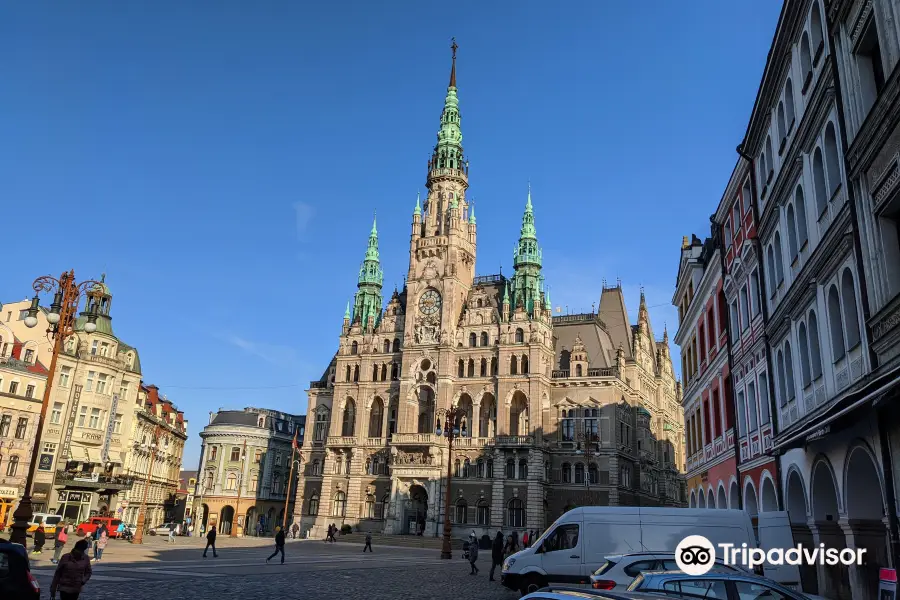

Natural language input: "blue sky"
[0,1,782,466]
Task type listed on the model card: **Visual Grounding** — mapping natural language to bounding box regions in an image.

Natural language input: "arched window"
[486,459,494,478]
[736,389,748,435]
[372,364,378,382]
[767,245,777,296]
[381,364,387,382]
[773,233,785,283]
[747,381,759,431]
[795,186,809,246]
[480,332,489,346]
[311,459,320,476]
[824,123,841,197]
[477,500,490,525]
[575,364,583,377]
[353,365,359,382]
[362,494,374,519]
[469,332,477,348]
[392,338,400,352]
[332,491,347,517]
[785,80,796,125]
[515,328,524,343]
[801,32,812,82]
[455,498,468,523]
[777,350,788,407]
[463,458,472,478]
[813,147,828,216]
[480,358,487,377]
[6,455,19,477]
[828,285,846,361]
[521,355,529,374]
[798,323,812,387]
[787,204,799,259]
[765,136,774,177]
[369,397,384,438]
[378,494,389,519]
[575,463,585,484]
[308,494,319,516]
[491,357,498,376]
[777,102,787,142]
[476,459,484,478]
[467,359,475,377]
[811,3,824,56]
[808,311,823,379]
[842,269,861,349]
[506,498,525,528]
[510,356,518,375]
[226,473,237,491]
[562,462,572,483]
[588,463,599,485]
[519,458,528,479]
[458,359,465,378]
[249,474,258,492]
[383,340,390,353]
[758,154,768,189]
[506,459,516,478]
[345,365,351,382]
[351,341,358,355]
[454,459,461,478]
[342,399,356,436]
[784,341,797,402]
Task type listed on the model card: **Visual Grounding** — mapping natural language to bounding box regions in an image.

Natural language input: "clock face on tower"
[418,289,442,316]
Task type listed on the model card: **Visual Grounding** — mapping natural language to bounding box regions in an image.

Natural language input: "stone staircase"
[334,532,468,551]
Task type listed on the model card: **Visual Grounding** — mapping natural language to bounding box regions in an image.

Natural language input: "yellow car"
[26,513,63,538]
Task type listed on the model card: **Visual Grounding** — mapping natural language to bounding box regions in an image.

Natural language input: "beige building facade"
[3,278,143,522]
[294,48,685,541]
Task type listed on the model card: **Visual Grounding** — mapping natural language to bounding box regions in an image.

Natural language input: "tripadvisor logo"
[675,535,867,576]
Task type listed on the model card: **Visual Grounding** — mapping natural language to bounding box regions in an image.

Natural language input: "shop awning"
[772,363,900,453]
[65,446,90,463]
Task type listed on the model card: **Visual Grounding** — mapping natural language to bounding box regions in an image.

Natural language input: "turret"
[351,214,384,333]
[509,184,545,318]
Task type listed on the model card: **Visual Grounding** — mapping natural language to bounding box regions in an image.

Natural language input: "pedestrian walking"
[292,522,299,540]
[511,530,519,553]
[266,526,286,564]
[467,533,479,575]
[490,531,504,581]
[32,525,46,555]
[52,524,69,564]
[363,532,372,552]
[91,526,101,561]
[522,530,529,549]
[203,525,218,557]
[116,522,124,538]
[50,539,92,600]
[168,525,176,543]
[95,528,108,561]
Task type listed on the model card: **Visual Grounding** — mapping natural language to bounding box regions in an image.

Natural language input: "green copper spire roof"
[344,301,350,320]
[352,215,384,331]
[414,192,421,216]
[468,203,476,224]
[429,39,465,175]
[513,183,541,268]
[510,184,545,320]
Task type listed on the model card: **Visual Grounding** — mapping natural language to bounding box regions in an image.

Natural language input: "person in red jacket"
[50,539,92,600]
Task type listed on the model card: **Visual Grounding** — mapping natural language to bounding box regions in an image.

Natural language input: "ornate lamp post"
[132,424,163,544]
[231,440,246,537]
[435,405,464,560]
[10,271,100,545]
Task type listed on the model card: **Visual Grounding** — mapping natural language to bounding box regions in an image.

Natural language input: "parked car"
[0,539,40,600]
[627,570,828,599]
[150,523,178,536]
[25,513,63,538]
[521,585,670,600]
[590,552,743,591]
[75,517,124,538]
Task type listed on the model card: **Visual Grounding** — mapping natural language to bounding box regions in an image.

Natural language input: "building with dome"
[293,44,686,540]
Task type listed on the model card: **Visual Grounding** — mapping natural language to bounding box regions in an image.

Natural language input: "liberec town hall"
[294,45,687,539]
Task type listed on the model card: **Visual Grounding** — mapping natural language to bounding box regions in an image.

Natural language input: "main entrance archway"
[405,485,428,535]
[845,446,888,600]
[220,505,235,535]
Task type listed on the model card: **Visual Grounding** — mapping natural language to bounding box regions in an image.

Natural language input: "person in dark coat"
[267,526,286,564]
[50,539,92,600]
[363,532,372,552]
[203,524,218,557]
[490,531,504,581]
[33,525,46,554]
[467,533,479,574]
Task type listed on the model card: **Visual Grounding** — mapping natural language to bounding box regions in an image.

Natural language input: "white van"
[501,506,758,595]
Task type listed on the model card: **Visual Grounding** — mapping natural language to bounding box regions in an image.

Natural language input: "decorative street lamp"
[282,451,303,532]
[132,424,163,544]
[435,405,464,560]
[231,440,247,537]
[10,271,100,546]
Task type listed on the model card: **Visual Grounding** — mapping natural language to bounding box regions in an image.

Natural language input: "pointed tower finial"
[371,210,377,235]
[414,191,421,216]
[450,37,458,87]
[663,322,669,343]
[344,301,351,320]
[468,202,476,224]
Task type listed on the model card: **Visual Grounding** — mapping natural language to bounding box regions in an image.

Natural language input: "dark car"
[0,539,41,600]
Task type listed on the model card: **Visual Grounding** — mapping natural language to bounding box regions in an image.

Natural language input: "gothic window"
[455,498,468,524]
[787,204,799,259]
[476,459,484,478]
[308,494,319,516]
[486,459,494,478]
[342,399,356,436]
[381,364,387,381]
[345,365,351,382]
[842,269,861,350]
[521,354,529,374]
[369,397,384,438]
[392,338,400,352]
[480,332,489,346]
[824,123,841,198]
[467,359,475,377]
[807,310,823,380]
[480,358,487,377]
[506,498,525,528]
[491,357,498,376]
[785,79,796,125]
[784,341,797,402]
[353,365,360,382]
[458,359,465,378]
[777,101,787,142]
[519,459,528,480]
[773,233,785,283]
[561,410,575,441]
[575,463,585,484]
[506,459,515,478]
[391,363,399,380]
[332,492,347,517]
[388,401,398,435]
[383,340,390,353]
[469,333,477,347]
[813,147,828,215]
[351,341,358,355]
[365,494,375,519]
[795,186,809,246]
[515,328,524,344]
[454,459,461,477]
[372,364,378,382]
[562,462,572,483]
[510,356,518,375]
[477,499,489,525]
[575,364,582,377]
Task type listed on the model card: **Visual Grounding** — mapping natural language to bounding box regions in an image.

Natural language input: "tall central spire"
[510,185,545,317]
[352,213,384,331]
[427,39,467,186]
[449,37,458,87]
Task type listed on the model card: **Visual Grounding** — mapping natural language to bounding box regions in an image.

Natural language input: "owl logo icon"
[675,535,716,575]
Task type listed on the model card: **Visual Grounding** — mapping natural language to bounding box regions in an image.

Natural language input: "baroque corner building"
[295,45,686,539]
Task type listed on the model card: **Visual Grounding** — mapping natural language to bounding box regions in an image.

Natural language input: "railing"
[473,274,505,285]
[309,381,329,389]
[495,435,533,447]
[326,436,356,447]
[453,437,491,449]
[363,437,386,447]
[391,433,437,445]
[428,167,468,180]
[552,367,617,378]
[54,470,134,491]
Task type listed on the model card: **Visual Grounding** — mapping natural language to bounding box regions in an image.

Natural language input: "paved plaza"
[28,536,518,599]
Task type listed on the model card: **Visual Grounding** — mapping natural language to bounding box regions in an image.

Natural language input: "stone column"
[384,475,400,534]
[491,449,506,529]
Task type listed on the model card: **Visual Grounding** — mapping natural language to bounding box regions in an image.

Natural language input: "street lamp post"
[132,424,163,544]
[231,439,246,537]
[435,405,464,560]
[10,271,100,546]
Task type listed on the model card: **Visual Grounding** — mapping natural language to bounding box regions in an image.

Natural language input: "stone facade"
[294,46,685,542]
[192,408,304,536]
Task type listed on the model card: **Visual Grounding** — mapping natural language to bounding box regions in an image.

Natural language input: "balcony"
[363,437,386,447]
[552,367,617,378]
[84,354,124,369]
[54,470,134,492]
[326,436,356,447]
[391,433,437,445]
[495,435,533,448]
[453,437,491,449]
